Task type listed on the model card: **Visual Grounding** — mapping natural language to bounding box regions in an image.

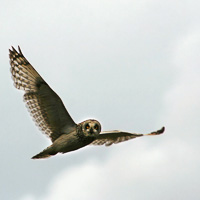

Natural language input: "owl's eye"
[94,125,98,130]
[85,124,90,129]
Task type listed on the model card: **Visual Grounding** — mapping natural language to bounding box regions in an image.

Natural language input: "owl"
[9,46,165,159]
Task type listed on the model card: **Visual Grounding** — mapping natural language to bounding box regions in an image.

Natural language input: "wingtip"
[11,46,16,51]
[158,126,165,134]
[9,45,22,54]
[9,46,15,57]
[9,46,13,52]
[147,126,165,136]
[18,45,23,55]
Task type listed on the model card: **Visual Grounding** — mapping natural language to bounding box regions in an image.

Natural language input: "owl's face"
[82,119,101,137]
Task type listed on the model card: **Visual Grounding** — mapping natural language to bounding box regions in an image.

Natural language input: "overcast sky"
[1,0,200,199]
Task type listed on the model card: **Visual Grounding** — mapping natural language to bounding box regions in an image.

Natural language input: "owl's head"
[81,119,101,137]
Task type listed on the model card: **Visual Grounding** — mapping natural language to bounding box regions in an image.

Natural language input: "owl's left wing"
[91,127,165,146]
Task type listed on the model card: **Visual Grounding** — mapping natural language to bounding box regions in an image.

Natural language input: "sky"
[0,0,200,199]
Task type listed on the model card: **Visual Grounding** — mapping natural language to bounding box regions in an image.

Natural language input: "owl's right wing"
[9,46,77,142]
[91,127,165,146]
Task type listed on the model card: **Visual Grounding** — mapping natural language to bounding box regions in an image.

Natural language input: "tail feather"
[32,152,52,159]
[32,146,57,159]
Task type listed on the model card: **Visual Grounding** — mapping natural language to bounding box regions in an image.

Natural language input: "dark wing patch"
[9,46,76,142]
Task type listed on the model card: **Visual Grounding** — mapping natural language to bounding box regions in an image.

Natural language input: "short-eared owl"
[9,46,165,159]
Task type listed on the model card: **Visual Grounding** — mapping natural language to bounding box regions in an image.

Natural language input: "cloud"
[21,139,198,200]
[162,29,200,140]
[20,146,165,200]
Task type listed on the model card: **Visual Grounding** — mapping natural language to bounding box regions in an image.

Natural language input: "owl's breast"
[52,131,95,154]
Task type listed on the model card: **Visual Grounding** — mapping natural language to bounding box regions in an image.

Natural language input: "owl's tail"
[32,146,57,159]
[32,152,51,159]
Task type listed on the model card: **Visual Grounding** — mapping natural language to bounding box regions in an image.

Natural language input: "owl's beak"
[89,128,94,134]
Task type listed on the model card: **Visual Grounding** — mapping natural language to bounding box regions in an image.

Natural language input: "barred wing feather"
[91,127,165,146]
[9,46,76,142]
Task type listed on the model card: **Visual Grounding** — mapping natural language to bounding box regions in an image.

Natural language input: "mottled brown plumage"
[9,46,165,159]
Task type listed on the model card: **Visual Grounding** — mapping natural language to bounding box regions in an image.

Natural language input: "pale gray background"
[1,0,200,199]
